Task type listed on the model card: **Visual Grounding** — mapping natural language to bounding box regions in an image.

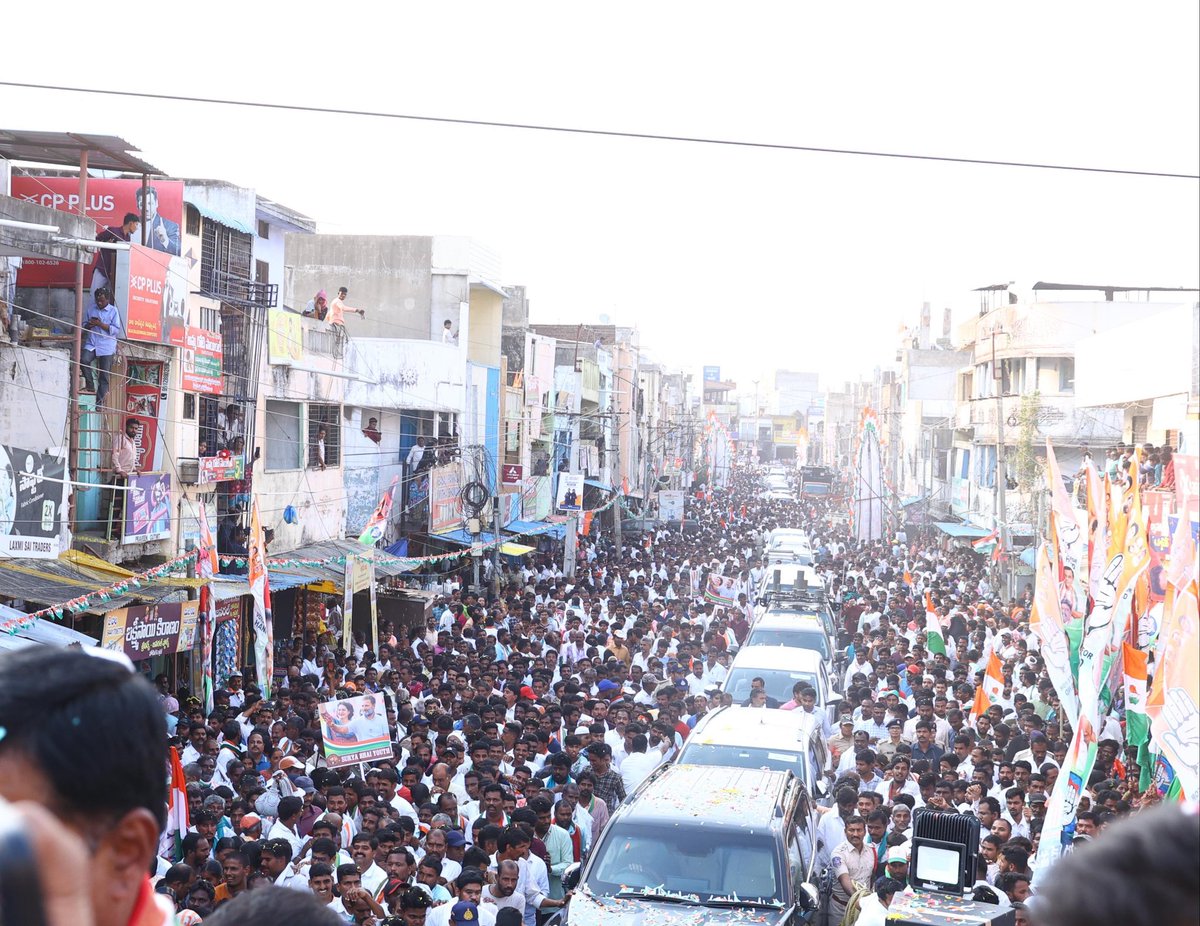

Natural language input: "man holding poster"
[318,692,393,769]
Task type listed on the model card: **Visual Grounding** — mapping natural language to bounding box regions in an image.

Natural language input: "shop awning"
[505,519,566,540]
[0,604,98,648]
[500,542,536,557]
[900,495,928,508]
[0,555,188,612]
[209,578,252,601]
[933,522,995,539]
[584,479,613,492]
[432,530,499,547]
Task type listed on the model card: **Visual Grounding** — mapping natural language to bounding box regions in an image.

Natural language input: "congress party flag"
[358,475,398,546]
[160,745,190,862]
[1122,643,1149,747]
[982,651,1006,705]
[1036,713,1099,870]
[924,592,946,656]
[196,503,220,714]
[249,496,274,698]
[1029,541,1080,728]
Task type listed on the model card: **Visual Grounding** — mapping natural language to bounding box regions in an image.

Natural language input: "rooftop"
[0,129,163,174]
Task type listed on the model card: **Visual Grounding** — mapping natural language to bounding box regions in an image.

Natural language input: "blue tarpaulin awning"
[433,530,499,546]
[933,521,994,539]
[505,520,566,540]
[584,479,612,492]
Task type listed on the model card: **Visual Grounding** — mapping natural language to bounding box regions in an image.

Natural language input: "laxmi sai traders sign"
[102,601,199,662]
[0,446,68,559]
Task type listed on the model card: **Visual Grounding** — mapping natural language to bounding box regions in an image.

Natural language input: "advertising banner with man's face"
[101,601,199,662]
[115,244,189,346]
[11,177,184,286]
[0,446,68,559]
[318,692,393,769]
[123,472,172,543]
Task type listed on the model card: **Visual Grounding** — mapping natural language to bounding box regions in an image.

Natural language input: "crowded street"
[5,453,1195,926]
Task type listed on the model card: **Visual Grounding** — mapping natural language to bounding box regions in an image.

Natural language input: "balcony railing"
[199,268,278,309]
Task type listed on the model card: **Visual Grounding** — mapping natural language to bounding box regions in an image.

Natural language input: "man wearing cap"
[829,717,857,761]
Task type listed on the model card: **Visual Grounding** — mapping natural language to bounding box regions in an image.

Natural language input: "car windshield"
[744,627,830,658]
[677,741,810,779]
[586,822,782,904]
[724,668,821,705]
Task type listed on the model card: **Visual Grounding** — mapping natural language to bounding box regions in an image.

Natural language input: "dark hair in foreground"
[1036,805,1199,926]
[201,885,343,925]
[0,648,167,829]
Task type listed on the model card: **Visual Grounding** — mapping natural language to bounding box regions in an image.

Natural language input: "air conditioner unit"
[178,458,200,485]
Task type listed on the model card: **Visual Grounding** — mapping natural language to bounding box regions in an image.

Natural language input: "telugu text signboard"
[318,692,393,769]
[428,464,462,534]
[0,446,68,559]
[102,601,199,663]
[181,327,223,394]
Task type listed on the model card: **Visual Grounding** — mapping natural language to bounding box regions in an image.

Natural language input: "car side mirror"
[798,882,819,912]
[562,862,582,894]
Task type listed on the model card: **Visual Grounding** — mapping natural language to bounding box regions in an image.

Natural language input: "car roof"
[753,612,828,630]
[623,764,793,829]
[686,705,820,749]
[728,645,826,672]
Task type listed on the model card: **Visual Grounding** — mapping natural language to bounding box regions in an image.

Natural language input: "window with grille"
[186,205,201,236]
[1131,415,1148,446]
[265,400,303,471]
[308,403,341,468]
[200,221,253,292]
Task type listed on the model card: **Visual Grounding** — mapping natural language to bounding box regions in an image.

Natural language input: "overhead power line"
[1,80,1197,180]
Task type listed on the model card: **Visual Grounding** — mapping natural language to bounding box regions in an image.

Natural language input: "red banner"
[120,245,187,346]
[125,363,164,472]
[10,177,184,287]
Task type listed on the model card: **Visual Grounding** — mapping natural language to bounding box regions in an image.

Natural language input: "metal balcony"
[199,268,278,309]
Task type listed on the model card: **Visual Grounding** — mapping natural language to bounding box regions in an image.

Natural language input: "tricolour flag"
[982,651,1005,705]
[1036,713,1099,871]
[972,529,999,556]
[924,592,946,656]
[160,745,189,862]
[249,496,274,698]
[1030,540,1080,728]
[358,475,399,546]
[1122,642,1149,747]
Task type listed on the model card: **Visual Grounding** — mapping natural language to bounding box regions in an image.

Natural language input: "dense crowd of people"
[0,464,1190,926]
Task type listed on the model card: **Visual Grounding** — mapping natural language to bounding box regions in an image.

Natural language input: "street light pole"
[992,326,1010,599]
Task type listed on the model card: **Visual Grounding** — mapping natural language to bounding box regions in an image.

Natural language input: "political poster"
[658,489,686,522]
[11,177,184,287]
[704,574,741,608]
[181,327,223,394]
[342,554,376,653]
[0,446,68,559]
[198,453,245,484]
[101,601,199,662]
[556,473,584,511]
[318,692,393,769]
[268,308,304,364]
[428,464,463,534]
[124,361,166,472]
[122,473,172,543]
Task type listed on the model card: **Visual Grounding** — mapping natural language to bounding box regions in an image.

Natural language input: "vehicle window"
[743,628,830,659]
[676,742,809,779]
[587,823,781,903]
[724,669,819,704]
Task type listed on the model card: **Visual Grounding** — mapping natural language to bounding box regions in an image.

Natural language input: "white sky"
[2,2,1197,395]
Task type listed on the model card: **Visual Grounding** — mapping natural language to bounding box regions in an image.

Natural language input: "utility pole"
[992,326,1010,599]
[491,495,502,602]
[612,407,623,556]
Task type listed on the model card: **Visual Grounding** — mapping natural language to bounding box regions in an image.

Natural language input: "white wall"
[343,339,465,412]
[1075,303,1194,407]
